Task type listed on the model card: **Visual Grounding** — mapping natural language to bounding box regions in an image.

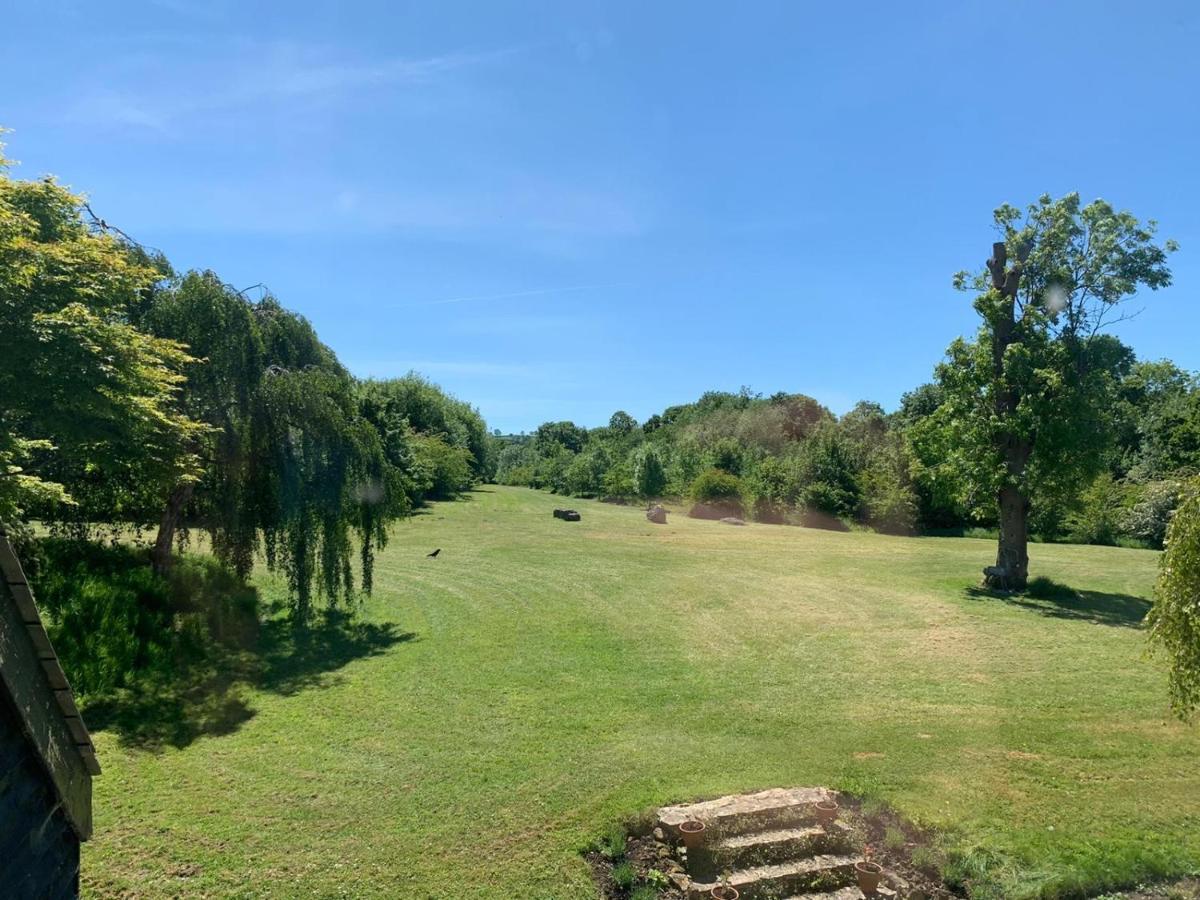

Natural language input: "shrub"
[410,433,476,500]
[1065,473,1125,545]
[795,426,860,517]
[642,869,670,889]
[610,860,636,890]
[690,468,743,504]
[633,445,668,498]
[1147,477,1200,717]
[596,823,626,859]
[1121,478,1181,548]
[601,460,637,501]
[564,447,610,497]
[630,887,659,900]
[705,437,745,476]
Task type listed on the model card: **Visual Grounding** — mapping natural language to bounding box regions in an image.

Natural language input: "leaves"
[1147,477,1200,718]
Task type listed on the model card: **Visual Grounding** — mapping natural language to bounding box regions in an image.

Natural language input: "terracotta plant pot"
[814,799,839,827]
[855,860,883,895]
[710,887,739,900]
[678,819,706,850]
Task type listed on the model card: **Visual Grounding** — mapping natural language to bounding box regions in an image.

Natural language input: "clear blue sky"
[4,1,1197,433]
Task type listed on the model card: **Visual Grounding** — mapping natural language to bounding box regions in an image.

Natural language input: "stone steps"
[657,787,891,900]
[685,854,859,900]
[716,823,854,868]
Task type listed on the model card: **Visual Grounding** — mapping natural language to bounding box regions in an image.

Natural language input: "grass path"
[85,487,1200,898]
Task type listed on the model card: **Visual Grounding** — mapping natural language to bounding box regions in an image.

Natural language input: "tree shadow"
[965,576,1151,628]
[84,613,416,751]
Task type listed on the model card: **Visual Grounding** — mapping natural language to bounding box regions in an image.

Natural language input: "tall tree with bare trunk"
[914,194,1176,590]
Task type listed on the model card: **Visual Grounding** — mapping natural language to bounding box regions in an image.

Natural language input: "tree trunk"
[982,239,1033,591]
[151,481,193,575]
[985,485,1029,590]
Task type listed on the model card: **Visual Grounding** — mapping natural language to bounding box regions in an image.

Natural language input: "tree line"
[0,138,491,624]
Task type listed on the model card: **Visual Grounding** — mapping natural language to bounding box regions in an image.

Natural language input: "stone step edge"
[660,787,836,838]
[717,822,850,850]
[659,787,833,827]
[784,888,897,900]
[686,853,860,899]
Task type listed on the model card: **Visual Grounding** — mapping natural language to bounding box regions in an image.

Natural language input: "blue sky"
[4,1,1197,433]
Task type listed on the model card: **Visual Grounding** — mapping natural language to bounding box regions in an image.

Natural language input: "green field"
[84,487,1200,898]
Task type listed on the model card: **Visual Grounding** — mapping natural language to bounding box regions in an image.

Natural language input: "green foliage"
[1147,477,1200,718]
[795,424,859,516]
[1121,479,1182,549]
[689,468,743,504]
[629,886,658,900]
[608,410,637,435]
[563,445,610,497]
[34,538,258,699]
[596,823,626,859]
[610,860,635,890]
[859,437,919,534]
[533,420,588,456]
[410,433,477,500]
[0,149,204,529]
[632,445,667,498]
[1065,473,1126,545]
[642,869,670,890]
[139,274,415,616]
[358,375,492,481]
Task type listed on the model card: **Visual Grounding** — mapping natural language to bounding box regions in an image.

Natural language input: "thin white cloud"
[424,282,631,306]
[63,42,523,133]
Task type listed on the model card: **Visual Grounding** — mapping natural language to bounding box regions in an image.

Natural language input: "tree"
[931,194,1175,590]
[632,445,667,498]
[1147,477,1200,718]
[139,273,410,618]
[533,421,588,456]
[608,410,637,435]
[0,146,203,535]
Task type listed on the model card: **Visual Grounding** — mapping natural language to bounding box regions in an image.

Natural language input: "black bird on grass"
[426,548,441,558]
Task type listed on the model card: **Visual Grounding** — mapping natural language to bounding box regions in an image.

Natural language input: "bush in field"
[861,465,919,535]
[601,460,637,500]
[1065,473,1126,545]
[690,468,743,504]
[633,445,668,498]
[1147,477,1200,718]
[744,455,800,522]
[1121,479,1182,548]
[411,433,476,500]
[705,437,745,476]
[796,425,860,517]
[564,446,610,497]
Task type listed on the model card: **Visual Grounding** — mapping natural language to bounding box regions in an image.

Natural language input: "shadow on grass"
[84,613,416,751]
[965,576,1151,628]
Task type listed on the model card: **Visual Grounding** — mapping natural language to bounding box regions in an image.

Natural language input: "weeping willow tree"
[141,272,409,621]
[1147,477,1200,718]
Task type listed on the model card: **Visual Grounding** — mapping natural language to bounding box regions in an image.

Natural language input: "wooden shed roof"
[0,530,98,840]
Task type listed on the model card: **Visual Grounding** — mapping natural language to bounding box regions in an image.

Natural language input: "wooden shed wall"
[0,684,81,898]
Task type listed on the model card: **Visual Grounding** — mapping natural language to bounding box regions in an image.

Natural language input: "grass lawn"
[83,486,1200,898]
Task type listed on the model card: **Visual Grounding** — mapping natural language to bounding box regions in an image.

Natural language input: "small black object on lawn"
[553,509,582,522]
[426,548,441,558]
